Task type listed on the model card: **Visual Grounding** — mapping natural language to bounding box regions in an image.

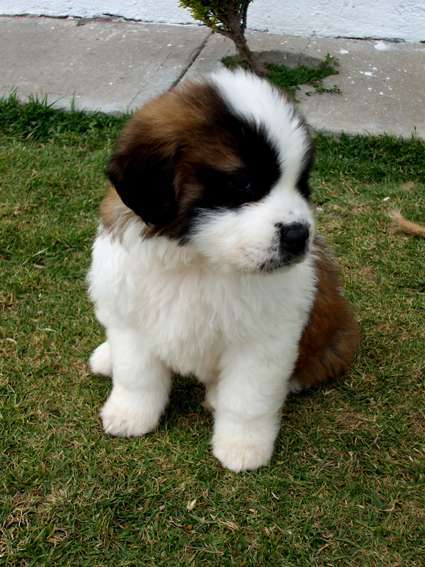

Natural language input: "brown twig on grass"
[389,210,425,237]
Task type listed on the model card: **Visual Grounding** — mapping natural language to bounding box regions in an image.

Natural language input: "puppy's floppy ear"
[107,143,178,226]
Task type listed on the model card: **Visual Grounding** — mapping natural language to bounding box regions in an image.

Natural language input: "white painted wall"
[1,0,424,42]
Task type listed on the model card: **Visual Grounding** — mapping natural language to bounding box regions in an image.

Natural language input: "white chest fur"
[88,227,316,381]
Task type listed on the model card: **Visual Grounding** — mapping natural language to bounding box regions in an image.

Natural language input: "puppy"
[87,69,360,472]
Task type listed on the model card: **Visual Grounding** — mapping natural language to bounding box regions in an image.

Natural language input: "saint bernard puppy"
[87,69,360,472]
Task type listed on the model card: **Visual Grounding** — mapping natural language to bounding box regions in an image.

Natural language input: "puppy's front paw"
[101,388,162,437]
[212,433,274,472]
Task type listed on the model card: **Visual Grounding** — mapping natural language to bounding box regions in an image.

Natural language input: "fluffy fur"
[87,69,360,472]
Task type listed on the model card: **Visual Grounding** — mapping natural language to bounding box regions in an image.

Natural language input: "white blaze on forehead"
[210,68,310,186]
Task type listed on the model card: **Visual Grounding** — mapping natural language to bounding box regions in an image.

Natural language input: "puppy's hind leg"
[101,328,171,437]
[203,380,218,413]
[287,378,304,395]
[89,341,112,377]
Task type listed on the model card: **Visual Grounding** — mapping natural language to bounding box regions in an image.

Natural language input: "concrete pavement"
[1,16,424,138]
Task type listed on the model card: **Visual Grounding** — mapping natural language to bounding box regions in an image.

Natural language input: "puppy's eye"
[230,175,255,195]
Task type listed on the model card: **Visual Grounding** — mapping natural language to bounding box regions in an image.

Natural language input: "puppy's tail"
[389,210,425,237]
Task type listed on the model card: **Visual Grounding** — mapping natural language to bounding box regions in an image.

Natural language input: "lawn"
[1,97,424,566]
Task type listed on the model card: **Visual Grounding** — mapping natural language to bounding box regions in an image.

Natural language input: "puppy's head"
[108,68,314,272]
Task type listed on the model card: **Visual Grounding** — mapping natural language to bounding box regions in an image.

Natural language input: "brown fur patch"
[104,81,244,238]
[292,238,360,387]
[100,186,138,235]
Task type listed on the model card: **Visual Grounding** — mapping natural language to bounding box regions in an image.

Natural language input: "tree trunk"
[223,9,262,76]
[232,31,262,76]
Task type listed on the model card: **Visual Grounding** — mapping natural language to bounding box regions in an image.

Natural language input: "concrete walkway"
[1,16,424,138]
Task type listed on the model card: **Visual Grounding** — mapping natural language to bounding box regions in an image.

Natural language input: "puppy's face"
[108,69,314,272]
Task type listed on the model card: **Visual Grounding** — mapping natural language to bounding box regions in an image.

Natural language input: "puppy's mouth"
[258,253,306,273]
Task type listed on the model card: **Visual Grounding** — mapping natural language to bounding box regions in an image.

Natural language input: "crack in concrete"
[125,30,212,111]
[171,30,213,87]
[125,30,211,111]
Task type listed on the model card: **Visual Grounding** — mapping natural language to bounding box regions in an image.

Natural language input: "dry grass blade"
[389,210,425,237]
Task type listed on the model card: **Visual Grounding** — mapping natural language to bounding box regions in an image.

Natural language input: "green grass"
[1,97,424,566]
[223,53,341,97]
[265,54,340,96]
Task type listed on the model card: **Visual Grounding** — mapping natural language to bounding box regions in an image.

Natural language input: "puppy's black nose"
[276,222,310,255]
